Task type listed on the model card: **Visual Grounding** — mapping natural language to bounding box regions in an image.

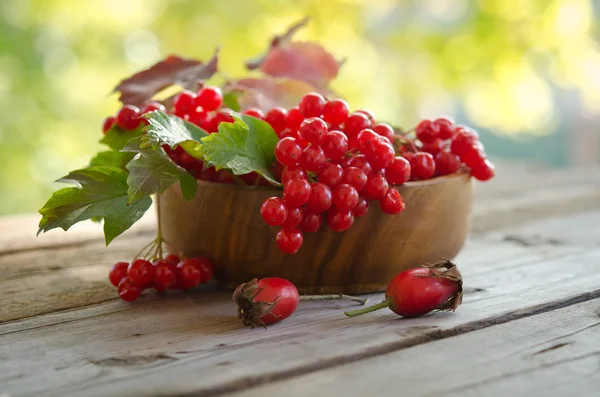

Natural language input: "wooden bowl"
[159,173,473,294]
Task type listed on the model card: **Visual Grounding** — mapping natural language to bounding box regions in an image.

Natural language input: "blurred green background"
[1,0,599,215]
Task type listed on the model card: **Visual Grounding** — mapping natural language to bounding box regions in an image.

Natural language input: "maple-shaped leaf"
[231,77,320,112]
[100,124,146,151]
[199,115,280,185]
[38,165,152,245]
[126,145,197,204]
[113,50,219,107]
[140,110,208,159]
[246,17,342,88]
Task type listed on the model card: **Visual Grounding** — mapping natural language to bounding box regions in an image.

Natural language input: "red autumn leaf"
[113,49,219,107]
[230,77,324,112]
[246,18,342,89]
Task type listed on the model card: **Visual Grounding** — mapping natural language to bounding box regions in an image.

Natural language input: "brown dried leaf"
[113,49,219,107]
[246,18,341,88]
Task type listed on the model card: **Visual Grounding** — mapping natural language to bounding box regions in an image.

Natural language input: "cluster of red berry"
[412,118,495,181]
[103,102,167,133]
[108,254,214,302]
[259,93,411,254]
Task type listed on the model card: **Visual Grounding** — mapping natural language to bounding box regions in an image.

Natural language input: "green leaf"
[142,110,208,159]
[126,146,197,204]
[199,114,280,185]
[38,165,152,245]
[89,150,135,169]
[222,91,241,111]
[100,124,146,150]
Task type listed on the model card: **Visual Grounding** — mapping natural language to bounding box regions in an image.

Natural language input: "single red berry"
[213,169,235,184]
[102,116,116,133]
[363,174,389,200]
[321,130,349,160]
[317,162,344,187]
[454,125,479,139]
[299,93,326,117]
[283,207,303,228]
[352,197,369,217]
[127,259,155,287]
[213,109,235,126]
[462,145,486,169]
[450,130,478,157]
[275,137,302,166]
[357,128,380,155]
[435,151,461,176]
[196,257,214,282]
[233,277,299,327]
[196,86,223,111]
[286,107,305,132]
[118,278,141,302]
[299,117,327,144]
[380,188,405,214]
[243,108,265,119]
[173,90,196,114]
[471,159,495,181]
[366,140,395,170]
[385,157,411,185]
[299,210,322,233]
[415,119,440,143]
[276,228,304,254]
[332,184,360,211]
[420,139,444,156]
[410,152,436,180]
[326,207,355,232]
[153,259,177,291]
[109,261,129,287]
[434,117,455,140]
[116,105,142,130]
[281,165,307,185]
[356,109,375,122]
[176,258,203,289]
[188,108,209,126]
[141,101,166,114]
[341,167,367,192]
[283,179,311,208]
[265,107,288,134]
[299,145,327,172]
[373,123,395,144]
[344,112,371,140]
[346,154,373,174]
[307,182,333,213]
[261,197,288,226]
[322,99,350,124]
[165,254,180,265]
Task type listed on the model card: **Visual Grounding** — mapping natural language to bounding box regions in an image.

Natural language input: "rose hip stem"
[344,298,392,317]
[300,294,368,305]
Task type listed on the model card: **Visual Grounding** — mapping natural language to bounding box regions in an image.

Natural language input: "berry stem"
[300,294,369,305]
[344,297,391,317]
[156,194,164,260]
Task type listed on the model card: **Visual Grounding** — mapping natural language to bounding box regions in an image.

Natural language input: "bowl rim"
[193,171,471,192]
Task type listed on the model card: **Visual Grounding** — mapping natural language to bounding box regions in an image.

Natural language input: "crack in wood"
[532,342,573,356]
[503,234,564,247]
[91,353,177,367]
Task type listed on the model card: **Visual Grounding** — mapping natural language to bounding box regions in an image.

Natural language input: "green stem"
[344,298,391,317]
[156,194,163,260]
[300,294,369,305]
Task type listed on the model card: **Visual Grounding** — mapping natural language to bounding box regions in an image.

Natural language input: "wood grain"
[1,212,599,397]
[160,173,473,294]
[230,299,600,397]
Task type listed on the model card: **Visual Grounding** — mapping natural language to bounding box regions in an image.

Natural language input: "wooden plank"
[0,216,599,397]
[1,208,597,324]
[229,299,600,397]
[4,163,599,254]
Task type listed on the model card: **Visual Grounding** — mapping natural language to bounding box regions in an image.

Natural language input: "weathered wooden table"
[2,162,600,397]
